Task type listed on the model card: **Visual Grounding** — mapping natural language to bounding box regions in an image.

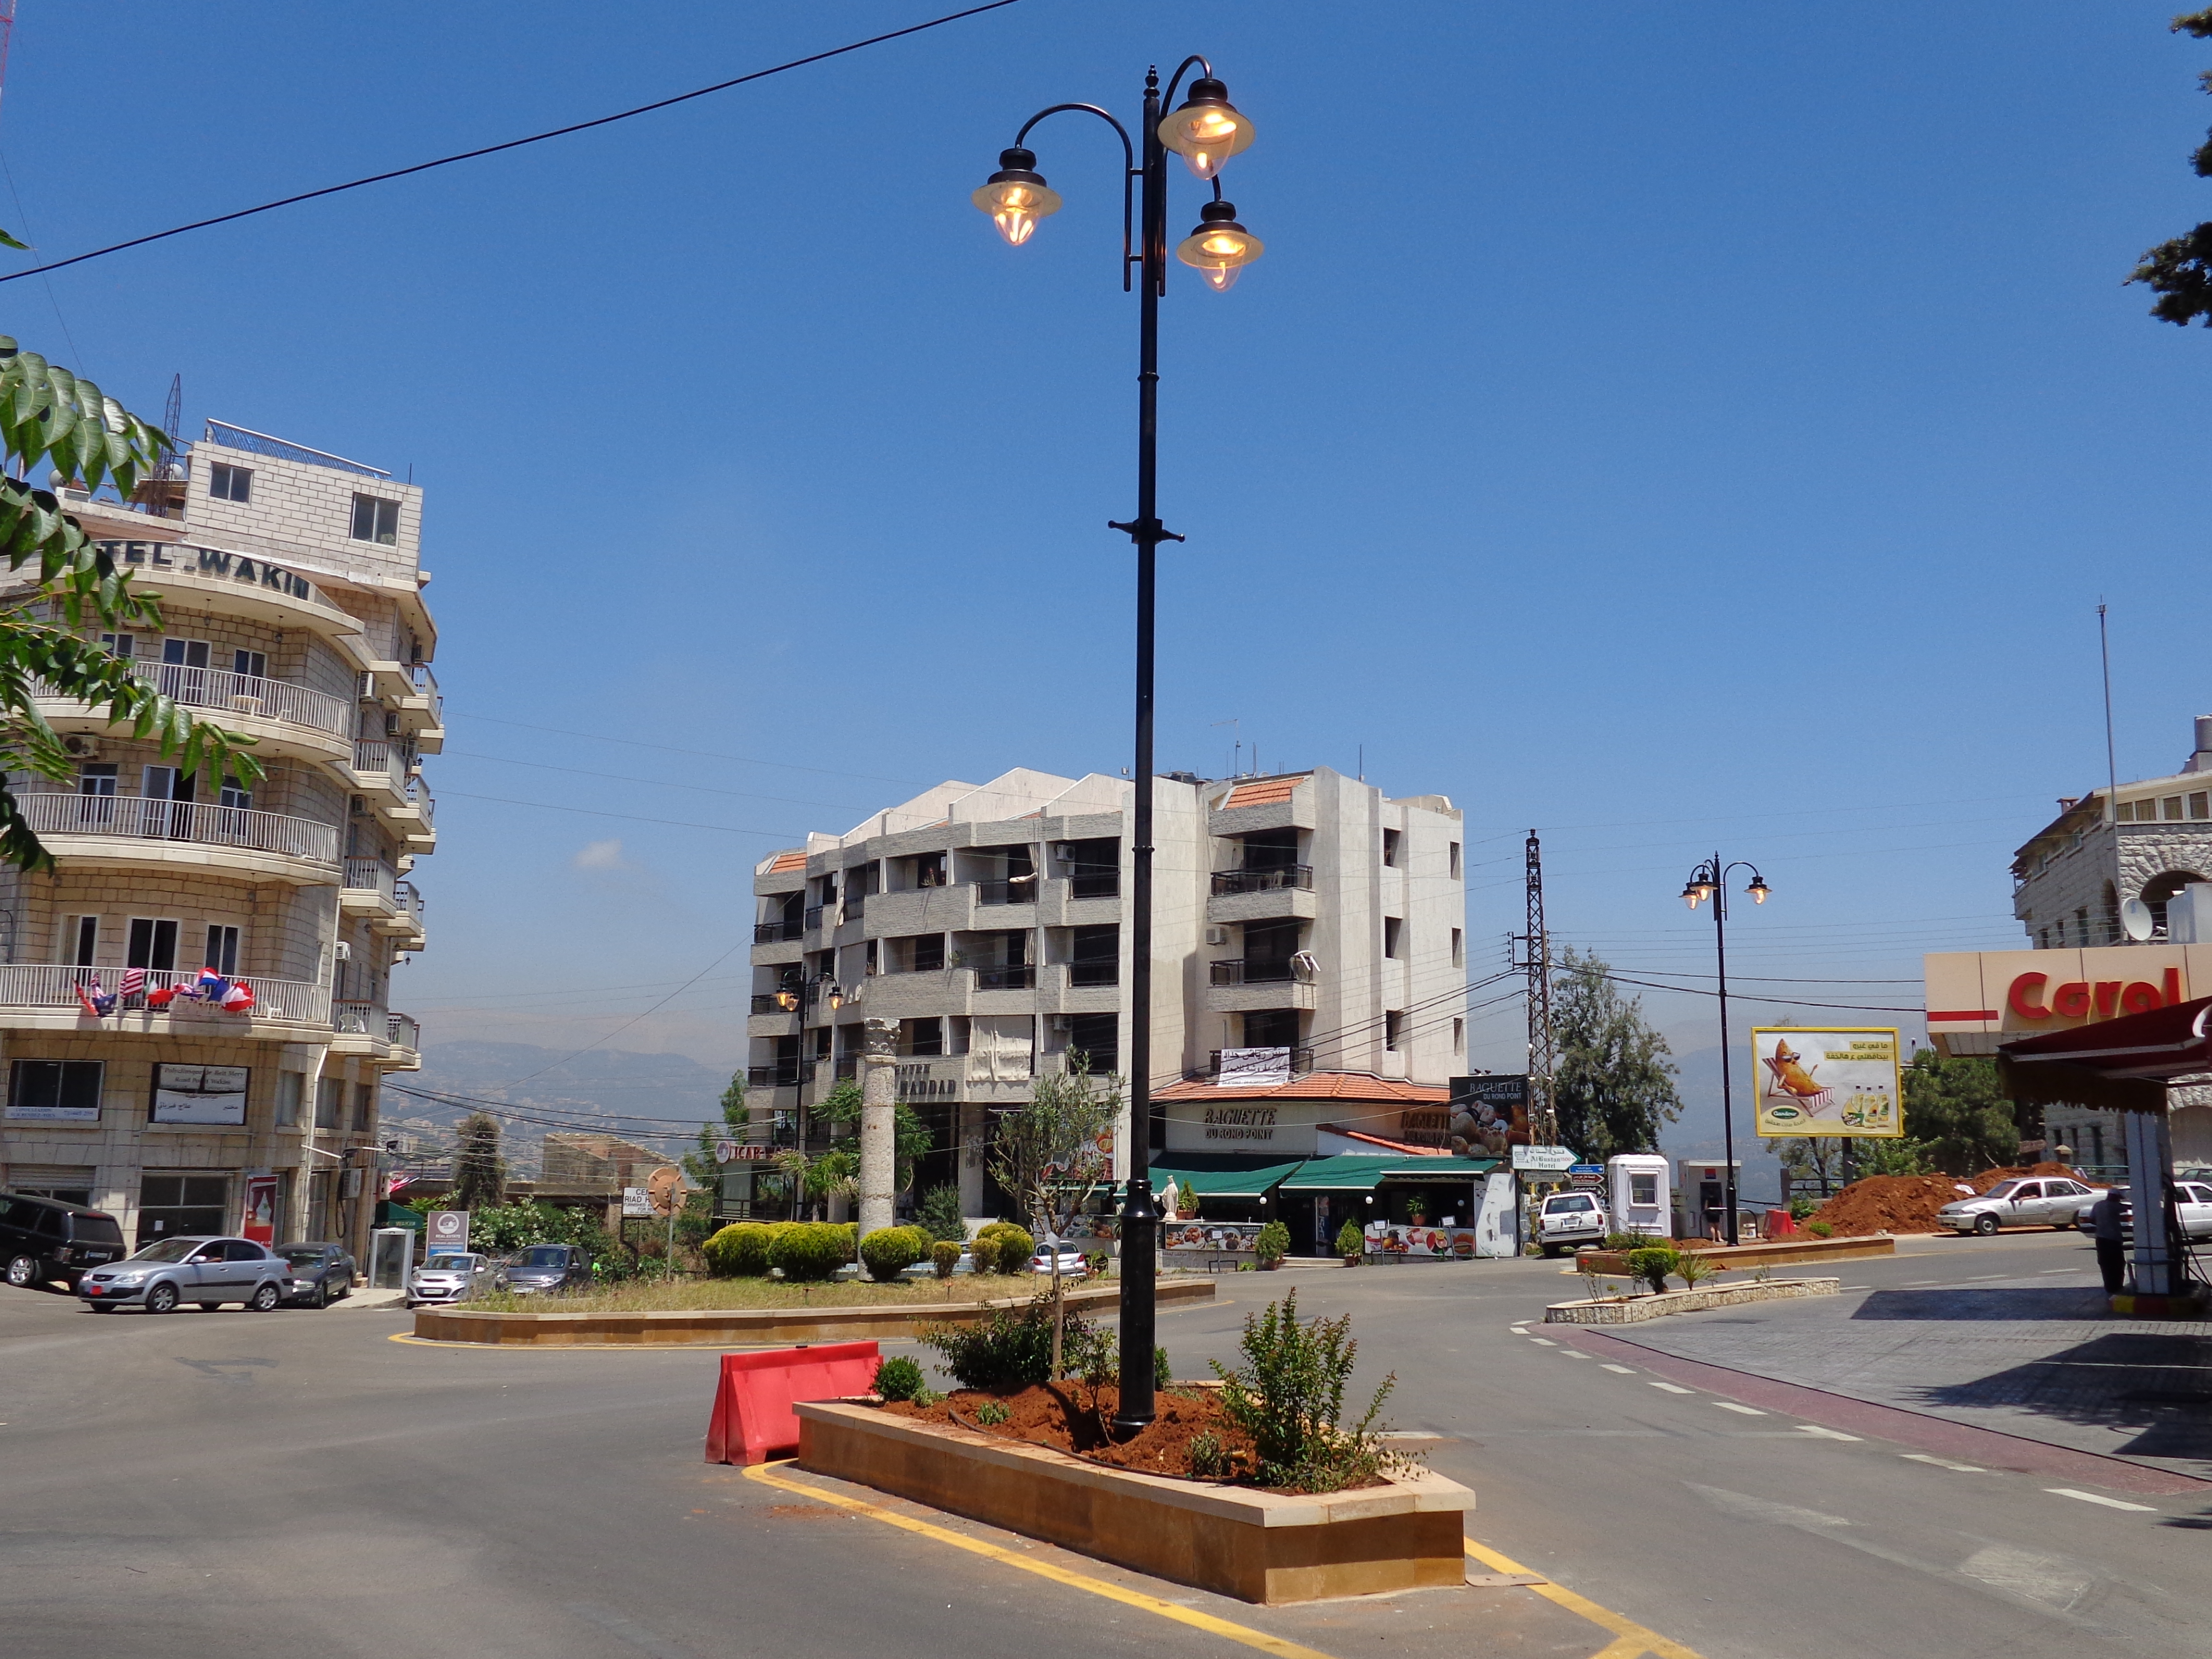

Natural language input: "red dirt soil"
[884,1382,1262,1480]
[1807,1162,2090,1238]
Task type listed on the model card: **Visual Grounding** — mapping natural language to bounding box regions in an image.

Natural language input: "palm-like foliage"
[0,332,262,869]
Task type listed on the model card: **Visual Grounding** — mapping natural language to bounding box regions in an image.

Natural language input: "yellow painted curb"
[1464,1538,1703,1659]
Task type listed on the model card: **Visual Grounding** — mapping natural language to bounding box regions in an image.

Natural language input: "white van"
[1607,1155,1671,1240]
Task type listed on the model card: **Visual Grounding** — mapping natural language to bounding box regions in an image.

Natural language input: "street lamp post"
[974,59,1262,1434]
[1680,856,1770,1246]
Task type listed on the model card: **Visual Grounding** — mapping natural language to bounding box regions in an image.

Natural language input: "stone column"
[858,1017,898,1238]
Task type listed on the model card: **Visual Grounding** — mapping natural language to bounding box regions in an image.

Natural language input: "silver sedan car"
[405,1251,508,1308]
[77,1236,292,1313]
[2072,1182,2212,1241]
[1936,1176,2103,1236]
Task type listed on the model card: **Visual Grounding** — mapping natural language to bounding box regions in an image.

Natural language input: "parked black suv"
[0,1191,128,1290]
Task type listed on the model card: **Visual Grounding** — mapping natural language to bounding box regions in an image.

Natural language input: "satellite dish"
[647,1165,685,1217]
[2122,898,2156,942]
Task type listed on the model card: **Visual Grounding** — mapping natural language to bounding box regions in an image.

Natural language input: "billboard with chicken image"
[1752,1028,1903,1138]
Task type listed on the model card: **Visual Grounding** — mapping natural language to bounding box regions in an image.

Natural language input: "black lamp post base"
[1113,1176,1160,1435]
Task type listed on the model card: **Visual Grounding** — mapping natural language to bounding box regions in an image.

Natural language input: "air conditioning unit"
[1052,843,1075,864]
[333,941,352,962]
[62,734,98,758]
[1050,1014,1074,1033]
[1204,926,1226,945]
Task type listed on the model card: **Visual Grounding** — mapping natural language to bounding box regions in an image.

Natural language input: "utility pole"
[1524,830,1557,1146]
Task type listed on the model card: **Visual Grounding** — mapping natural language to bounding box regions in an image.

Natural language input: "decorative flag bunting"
[73,968,255,1018]
[118,968,146,998]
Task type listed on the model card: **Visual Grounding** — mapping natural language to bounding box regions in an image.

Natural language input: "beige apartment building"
[748,765,1466,1214]
[0,421,439,1259]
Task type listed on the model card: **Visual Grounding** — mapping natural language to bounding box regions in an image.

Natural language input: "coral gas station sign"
[1923,945,2212,1054]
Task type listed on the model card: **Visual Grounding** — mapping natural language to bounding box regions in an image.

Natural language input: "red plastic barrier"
[704,1341,881,1466]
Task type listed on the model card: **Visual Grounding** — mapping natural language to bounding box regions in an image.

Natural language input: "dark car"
[276,1241,357,1308]
[0,1190,128,1291]
[501,1242,590,1296]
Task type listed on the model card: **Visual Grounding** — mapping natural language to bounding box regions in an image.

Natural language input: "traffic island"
[1573,1233,1895,1276]
[791,1397,1474,1605]
[412,1278,1215,1346]
[1544,1277,1840,1325]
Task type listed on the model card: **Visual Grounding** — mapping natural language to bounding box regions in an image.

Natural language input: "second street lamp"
[1680,855,1770,1246]
[972,57,1261,1436]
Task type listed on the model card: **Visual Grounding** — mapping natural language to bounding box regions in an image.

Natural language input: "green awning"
[1276,1156,1496,1191]
[1152,1161,1307,1200]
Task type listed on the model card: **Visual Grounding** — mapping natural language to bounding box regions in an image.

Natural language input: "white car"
[1936,1176,2102,1236]
[405,1251,507,1307]
[77,1236,291,1313]
[1535,1190,1607,1257]
[1026,1247,1091,1279]
[2072,1182,2212,1241]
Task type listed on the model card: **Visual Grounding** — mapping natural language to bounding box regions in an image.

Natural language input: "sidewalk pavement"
[334,1286,408,1310]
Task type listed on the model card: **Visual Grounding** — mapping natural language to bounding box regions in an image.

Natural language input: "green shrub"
[1083,1250,1110,1277]
[873,1356,925,1401]
[702,1222,780,1278]
[974,1399,1010,1426]
[1210,1289,1396,1493]
[1674,1250,1720,1289]
[916,1184,967,1243]
[1601,1232,1653,1252]
[770,1221,851,1282]
[1255,1220,1291,1264]
[976,1222,1034,1273]
[1188,1431,1228,1478]
[1806,1220,1834,1238]
[1335,1219,1366,1261]
[860,1225,929,1282]
[967,1235,999,1275]
[923,1296,1095,1389]
[932,1240,962,1279]
[1624,1246,1681,1295]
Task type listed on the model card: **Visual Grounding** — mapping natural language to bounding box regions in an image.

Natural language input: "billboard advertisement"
[1448,1074,1528,1156]
[151,1063,249,1125]
[1752,1028,1902,1138]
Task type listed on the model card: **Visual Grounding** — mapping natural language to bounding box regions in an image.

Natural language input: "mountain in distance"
[385,1041,736,1176]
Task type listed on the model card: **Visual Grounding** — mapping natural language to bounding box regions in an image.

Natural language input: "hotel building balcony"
[18,792,339,879]
[0,964,331,1035]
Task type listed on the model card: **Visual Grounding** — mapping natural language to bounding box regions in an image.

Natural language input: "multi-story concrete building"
[748,766,1466,1214]
[0,421,439,1260]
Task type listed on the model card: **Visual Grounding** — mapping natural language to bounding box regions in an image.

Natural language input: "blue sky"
[6,2,2211,1110]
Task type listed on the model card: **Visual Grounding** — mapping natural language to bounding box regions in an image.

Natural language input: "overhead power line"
[0,0,1025,285]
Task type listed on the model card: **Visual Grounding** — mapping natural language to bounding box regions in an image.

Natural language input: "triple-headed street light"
[1681,856,1770,1246]
[971,58,1262,1436]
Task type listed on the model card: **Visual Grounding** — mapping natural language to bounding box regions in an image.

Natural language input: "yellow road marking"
[742,1461,1337,1659]
[1464,1538,1703,1659]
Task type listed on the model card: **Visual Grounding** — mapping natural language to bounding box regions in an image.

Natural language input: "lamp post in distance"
[970,58,1262,1436]
[1680,856,1770,1246]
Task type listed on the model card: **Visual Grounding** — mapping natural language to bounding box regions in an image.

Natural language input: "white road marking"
[1526,1337,1557,1346]
[1839,1284,1873,1291]
[1958,1544,2095,1611]
[1714,1402,1766,1415]
[1600,1363,1637,1374]
[1966,1274,2004,1282]
[2040,1268,2079,1275]
[1561,1350,1591,1359]
[2044,1488,2155,1512]
[1689,1483,1852,1528]
[1901,1454,1987,1473]
[1795,1425,1862,1441]
[1904,1280,1941,1287]
[1648,1382,1694,1394]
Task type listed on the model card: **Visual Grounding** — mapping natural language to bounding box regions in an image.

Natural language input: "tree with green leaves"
[448,1112,506,1211]
[681,1069,748,1187]
[987,1058,1124,1377]
[1900,1050,2021,1176]
[2127,10,2212,325]
[0,333,262,867]
[814,1077,933,1193]
[1550,948,1683,1160]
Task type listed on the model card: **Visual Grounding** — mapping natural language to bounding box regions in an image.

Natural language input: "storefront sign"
[1752,1028,1902,1138]
[151,1063,249,1125]
[96,540,323,602]
[1363,1222,1478,1260]
[241,1172,279,1244]
[1925,946,2208,1045]
[621,1187,654,1217]
[1218,1047,1292,1087]
[896,1062,959,1101]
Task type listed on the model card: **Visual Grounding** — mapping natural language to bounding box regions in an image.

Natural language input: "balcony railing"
[1212,865,1314,896]
[843,893,866,921]
[975,878,1039,906]
[405,779,435,826]
[0,964,329,1024]
[804,905,824,932]
[386,1011,421,1051]
[750,992,805,1016]
[972,963,1036,991]
[1068,870,1120,899]
[1204,1046,1316,1078]
[353,738,407,783]
[37,663,354,738]
[754,917,804,944]
[1209,959,1307,986]
[747,1061,817,1089]
[342,857,397,900]
[393,880,426,922]
[1068,960,1119,988]
[21,792,339,863]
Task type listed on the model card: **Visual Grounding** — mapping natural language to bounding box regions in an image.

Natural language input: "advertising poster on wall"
[151,1063,250,1125]
[1752,1028,1903,1138]
[1447,1074,1528,1156]
[241,1172,280,1244]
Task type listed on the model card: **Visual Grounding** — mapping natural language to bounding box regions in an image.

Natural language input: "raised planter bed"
[413,1278,1214,1347]
[1574,1233,1895,1276]
[794,1398,1473,1605]
[1544,1276,1839,1325]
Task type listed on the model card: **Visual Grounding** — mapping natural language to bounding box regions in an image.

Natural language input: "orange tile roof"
[1155,1071,1449,1105]
[768,851,806,873]
[1221,773,1310,809]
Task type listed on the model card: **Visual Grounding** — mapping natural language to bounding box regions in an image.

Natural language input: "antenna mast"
[1525,829,1558,1146]
[2098,601,2118,826]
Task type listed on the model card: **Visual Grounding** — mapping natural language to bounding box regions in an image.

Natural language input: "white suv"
[1536,1191,1607,1257]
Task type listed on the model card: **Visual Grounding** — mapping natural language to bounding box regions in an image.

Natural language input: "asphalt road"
[4,1230,2205,1659]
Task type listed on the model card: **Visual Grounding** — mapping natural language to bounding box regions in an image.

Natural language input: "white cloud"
[572,838,628,871]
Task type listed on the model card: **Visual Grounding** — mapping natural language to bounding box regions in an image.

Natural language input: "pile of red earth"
[887,1381,1266,1480]
[1808,1161,2089,1237]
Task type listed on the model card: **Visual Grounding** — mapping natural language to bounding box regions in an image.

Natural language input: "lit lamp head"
[1681,877,1713,911]
[1157,77,1255,180]
[971,146,1062,246]
[1175,200,1264,291]
[775,988,799,1012]
[827,985,844,1010]
[1746,875,1771,905]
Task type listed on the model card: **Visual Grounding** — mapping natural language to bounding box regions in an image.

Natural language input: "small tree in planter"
[1624,1245,1681,1296]
[1210,1289,1402,1492]
[987,1058,1122,1377]
[1254,1220,1291,1270]
[1335,1220,1366,1264]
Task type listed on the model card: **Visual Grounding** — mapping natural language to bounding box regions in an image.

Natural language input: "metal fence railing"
[22,793,338,863]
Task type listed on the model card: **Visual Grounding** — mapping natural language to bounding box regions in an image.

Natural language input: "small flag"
[119,968,146,998]
[73,977,104,1018]
[145,985,178,1009]
[220,980,254,1013]
[194,967,229,1002]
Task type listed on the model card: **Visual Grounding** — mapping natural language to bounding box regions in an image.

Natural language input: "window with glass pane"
[209,463,252,503]
[349,494,400,545]
[204,926,239,976]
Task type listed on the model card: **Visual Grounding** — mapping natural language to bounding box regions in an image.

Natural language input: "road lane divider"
[2045,1488,2156,1512]
[1901,1455,1986,1473]
[1648,1382,1694,1395]
[1713,1402,1765,1416]
[1600,1364,1637,1374]
[1795,1425,1861,1441]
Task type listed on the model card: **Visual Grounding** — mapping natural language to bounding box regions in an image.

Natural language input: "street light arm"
[1163,55,1213,105]
[1012,102,1137,290]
